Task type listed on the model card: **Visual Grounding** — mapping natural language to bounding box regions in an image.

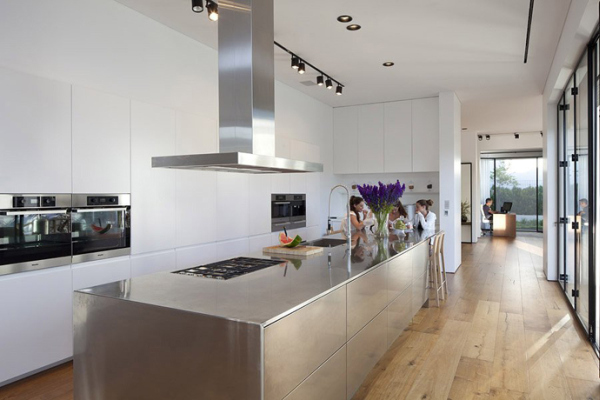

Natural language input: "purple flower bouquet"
[357,181,406,237]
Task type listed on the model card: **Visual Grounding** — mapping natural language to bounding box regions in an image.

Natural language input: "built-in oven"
[0,194,72,276]
[71,194,130,263]
[271,194,306,232]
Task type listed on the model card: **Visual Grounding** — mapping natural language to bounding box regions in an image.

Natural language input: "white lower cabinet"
[130,250,177,278]
[0,266,73,385]
[72,257,131,291]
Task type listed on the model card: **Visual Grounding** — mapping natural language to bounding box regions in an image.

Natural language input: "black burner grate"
[173,257,284,280]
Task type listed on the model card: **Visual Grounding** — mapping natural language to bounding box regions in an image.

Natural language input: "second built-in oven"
[271,194,306,232]
[71,194,131,263]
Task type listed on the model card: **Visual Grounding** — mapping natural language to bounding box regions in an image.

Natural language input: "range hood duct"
[152,0,323,174]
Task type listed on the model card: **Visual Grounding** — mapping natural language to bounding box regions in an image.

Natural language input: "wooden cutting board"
[263,245,324,256]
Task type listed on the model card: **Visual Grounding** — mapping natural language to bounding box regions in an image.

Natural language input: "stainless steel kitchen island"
[73,229,439,400]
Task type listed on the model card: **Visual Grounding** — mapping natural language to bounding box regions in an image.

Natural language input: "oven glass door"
[0,209,71,266]
[272,201,291,219]
[290,201,306,221]
[71,207,130,255]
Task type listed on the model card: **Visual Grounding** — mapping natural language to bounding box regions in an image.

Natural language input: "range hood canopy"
[152,0,323,174]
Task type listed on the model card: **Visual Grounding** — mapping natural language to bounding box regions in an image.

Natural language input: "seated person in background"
[578,198,588,222]
[388,200,412,229]
[483,198,497,221]
[341,196,374,233]
[413,199,436,230]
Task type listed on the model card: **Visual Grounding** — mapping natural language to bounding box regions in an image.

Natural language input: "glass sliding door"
[558,94,568,291]
[565,77,577,308]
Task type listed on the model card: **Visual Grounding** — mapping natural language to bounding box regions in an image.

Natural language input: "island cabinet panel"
[347,262,388,339]
[387,250,413,302]
[388,286,413,347]
[411,97,439,172]
[411,241,430,314]
[283,345,347,400]
[72,85,131,194]
[357,104,384,173]
[333,106,359,174]
[384,100,412,173]
[0,67,71,193]
[72,256,131,291]
[264,286,346,400]
[347,310,388,399]
[0,266,72,385]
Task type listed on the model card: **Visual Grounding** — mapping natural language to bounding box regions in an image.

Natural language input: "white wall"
[0,0,333,269]
[462,95,543,135]
[439,92,462,272]
[461,131,478,243]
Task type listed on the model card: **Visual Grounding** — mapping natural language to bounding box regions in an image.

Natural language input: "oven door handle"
[72,207,128,213]
[1,209,68,216]
[273,202,291,205]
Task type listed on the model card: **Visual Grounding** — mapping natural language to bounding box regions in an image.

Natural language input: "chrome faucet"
[328,185,351,240]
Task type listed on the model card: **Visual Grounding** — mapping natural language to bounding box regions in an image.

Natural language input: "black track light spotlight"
[206,0,218,21]
[291,56,299,70]
[192,0,204,13]
[514,133,520,139]
[485,135,491,141]
[336,85,343,96]
[298,62,306,74]
[325,78,333,89]
[317,75,324,86]
[540,131,543,137]
[478,135,483,141]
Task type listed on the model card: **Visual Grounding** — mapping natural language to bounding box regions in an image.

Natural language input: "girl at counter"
[388,200,411,229]
[341,196,374,233]
[413,199,436,230]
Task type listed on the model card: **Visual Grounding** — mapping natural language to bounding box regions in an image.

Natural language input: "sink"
[307,238,347,248]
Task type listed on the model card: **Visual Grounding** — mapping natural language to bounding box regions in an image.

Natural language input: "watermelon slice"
[279,233,302,248]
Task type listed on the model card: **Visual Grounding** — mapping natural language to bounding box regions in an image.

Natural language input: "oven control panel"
[87,196,119,206]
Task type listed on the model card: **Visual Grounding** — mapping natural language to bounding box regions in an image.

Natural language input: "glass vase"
[373,211,389,238]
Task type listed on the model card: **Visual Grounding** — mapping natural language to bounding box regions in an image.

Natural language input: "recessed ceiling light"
[347,24,361,31]
[383,62,394,67]
[337,15,353,23]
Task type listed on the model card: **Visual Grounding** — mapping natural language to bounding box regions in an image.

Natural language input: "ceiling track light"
[298,62,306,74]
[191,0,204,13]
[478,135,483,141]
[514,133,520,139]
[274,42,345,95]
[486,135,491,141]
[206,0,218,21]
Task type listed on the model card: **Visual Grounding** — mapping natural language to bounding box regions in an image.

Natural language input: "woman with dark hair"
[341,196,374,233]
[388,200,410,229]
[413,199,436,230]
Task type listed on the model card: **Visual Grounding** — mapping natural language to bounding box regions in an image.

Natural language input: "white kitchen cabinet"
[176,243,217,269]
[175,110,218,248]
[72,86,130,194]
[0,67,71,193]
[216,172,249,241]
[358,104,384,174]
[131,101,176,254]
[130,250,177,278]
[248,174,272,237]
[0,266,72,385]
[333,106,359,174]
[411,97,439,172]
[72,256,131,291]
[384,101,412,172]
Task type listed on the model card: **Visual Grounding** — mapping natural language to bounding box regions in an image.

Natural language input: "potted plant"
[461,201,470,223]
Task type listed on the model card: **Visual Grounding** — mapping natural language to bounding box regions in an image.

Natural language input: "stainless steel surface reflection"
[76,229,439,326]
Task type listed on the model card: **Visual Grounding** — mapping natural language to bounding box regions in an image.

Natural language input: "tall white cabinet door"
[0,266,72,384]
[384,101,412,172]
[333,106,358,174]
[175,111,218,248]
[131,101,176,254]
[72,86,130,194]
[0,67,71,193]
[72,256,131,291]
[411,98,439,172]
[358,104,384,174]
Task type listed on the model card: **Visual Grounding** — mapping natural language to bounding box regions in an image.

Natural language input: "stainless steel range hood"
[152,0,323,174]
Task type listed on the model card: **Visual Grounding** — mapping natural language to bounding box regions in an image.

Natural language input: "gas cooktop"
[173,257,284,280]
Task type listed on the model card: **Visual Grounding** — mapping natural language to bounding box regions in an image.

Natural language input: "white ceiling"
[115,0,571,108]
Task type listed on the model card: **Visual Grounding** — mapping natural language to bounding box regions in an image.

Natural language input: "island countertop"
[76,229,439,326]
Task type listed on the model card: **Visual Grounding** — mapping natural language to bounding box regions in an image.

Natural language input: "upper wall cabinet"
[358,104,384,174]
[384,101,412,173]
[333,106,358,174]
[411,98,439,172]
[333,98,438,174]
[0,67,71,193]
[72,86,131,194]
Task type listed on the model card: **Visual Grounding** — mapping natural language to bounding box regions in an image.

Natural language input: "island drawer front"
[283,345,346,400]
[412,270,428,315]
[411,240,430,278]
[347,309,388,400]
[347,263,388,339]
[264,286,347,400]
[387,285,413,347]
[387,250,412,302]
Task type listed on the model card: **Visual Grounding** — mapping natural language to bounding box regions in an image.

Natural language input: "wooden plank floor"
[354,233,600,400]
[0,234,598,400]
